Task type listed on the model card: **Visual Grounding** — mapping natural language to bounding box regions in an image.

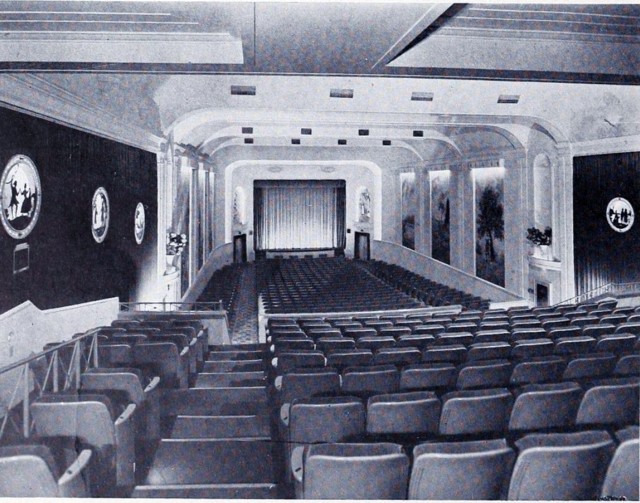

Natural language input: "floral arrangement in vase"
[526,226,552,246]
[166,232,188,256]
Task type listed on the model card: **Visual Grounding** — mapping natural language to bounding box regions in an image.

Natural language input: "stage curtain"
[254,180,346,250]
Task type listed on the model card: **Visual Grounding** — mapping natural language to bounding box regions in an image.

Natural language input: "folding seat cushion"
[332,321,362,331]
[613,306,635,315]
[273,350,325,373]
[562,353,617,380]
[31,393,136,494]
[601,426,639,501]
[576,377,640,427]
[616,322,640,336]
[603,313,632,325]
[400,362,457,390]
[479,321,510,332]
[597,299,618,311]
[341,365,400,397]
[554,335,597,355]
[510,319,542,330]
[542,317,571,332]
[272,337,315,353]
[423,344,467,364]
[439,388,513,436]
[343,327,377,339]
[315,337,356,352]
[614,354,640,377]
[281,396,366,479]
[412,324,445,336]
[509,328,547,343]
[270,327,305,339]
[366,391,440,435]
[133,342,187,388]
[276,367,341,404]
[508,430,615,500]
[564,310,590,320]
[596,333,637,354]
[446,322,478,334]
[473,329,510,344]
[571,316,600,328]
[396,334,435,349]
[355,336,396,351]
[373,347,422,367]
[548,325,582,340]
[583,324,616,339]
[293,442,409,499]
[377,326,411,339]
[509,381,583,432]
[409,439,515,500]
[456,359,511,389]
[511,338,554,358]
[305,328,342,340]
[510,356,566,385]
[590,308,614,318]
[435,332,473,346]
[326,349,373,369]
[363,320,393,330]
[0,444,91,497]
[98,343,134,368]
[467,341,511,361]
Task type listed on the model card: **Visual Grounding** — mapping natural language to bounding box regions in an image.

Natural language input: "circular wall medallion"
[0,155,42,239]
[134,202,145,244]
[91,187,110,243]
[606,197,634,233]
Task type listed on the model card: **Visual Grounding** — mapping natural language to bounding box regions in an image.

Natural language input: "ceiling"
[0,2,637,83]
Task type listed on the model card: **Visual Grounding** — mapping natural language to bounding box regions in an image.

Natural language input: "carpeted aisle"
[230,263,259,344]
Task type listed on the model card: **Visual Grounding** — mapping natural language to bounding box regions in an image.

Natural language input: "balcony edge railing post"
[75,340,81,390]
[22,363,29,438]
[53,351,59,393]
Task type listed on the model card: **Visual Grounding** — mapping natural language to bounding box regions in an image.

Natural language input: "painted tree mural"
[475,168,505,286]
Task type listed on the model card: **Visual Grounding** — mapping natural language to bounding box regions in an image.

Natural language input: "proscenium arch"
[223,159,384,245]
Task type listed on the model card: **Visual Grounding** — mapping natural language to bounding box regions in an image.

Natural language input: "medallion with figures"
[0,155,42,239]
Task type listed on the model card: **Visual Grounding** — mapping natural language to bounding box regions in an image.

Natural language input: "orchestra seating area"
[267,298,640,499]
[361,259,491,310]
[0,292,638,499]
[260,257,423,313]
[197,263,245,318]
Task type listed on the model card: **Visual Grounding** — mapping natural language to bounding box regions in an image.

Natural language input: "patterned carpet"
[229,263,259,344]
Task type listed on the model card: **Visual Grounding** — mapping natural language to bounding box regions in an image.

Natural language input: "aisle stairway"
[133,343,286,499]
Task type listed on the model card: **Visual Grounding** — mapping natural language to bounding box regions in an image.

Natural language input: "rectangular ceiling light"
[241,127,253,134]
[338,139,347,145]
[411,92,434,102]
[291,139,301,145]
[382,140,392,146]
[231,85,256,96]
[244,138,254,144]
[358,129,369,136]
[301,128,312,135]
[498,94,520,104]
[413,130,424,137]
[330,88,354,99]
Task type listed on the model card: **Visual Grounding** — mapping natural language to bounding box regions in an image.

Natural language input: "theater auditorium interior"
[0,1,638,499]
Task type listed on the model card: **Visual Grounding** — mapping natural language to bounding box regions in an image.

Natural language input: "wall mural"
[134,202,146,244]
[91,186,110,243]
[0,155,41,240]
[475,168,505,287]
[400,172,417,250]
[430,170,451,264]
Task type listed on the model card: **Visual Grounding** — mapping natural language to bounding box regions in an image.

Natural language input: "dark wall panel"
[573,152,640,296]
[0,106,157,313]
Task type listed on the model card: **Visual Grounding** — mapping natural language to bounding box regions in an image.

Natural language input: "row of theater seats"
[261,257,421,313]
[290,428,638,500]
[267,299,639,500]
[359,259,491,310]
[0,315,208,497]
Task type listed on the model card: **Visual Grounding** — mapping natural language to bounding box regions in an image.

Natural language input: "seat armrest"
[115,403,137,426]
[280,403,291,426]
[291,445,305,484]
[274,375,283,390]
[144,376,160,394]
[58,449,92,497]
[271,356,278,368]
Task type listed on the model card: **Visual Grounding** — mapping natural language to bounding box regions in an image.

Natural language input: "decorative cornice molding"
[570,135,640,157]
[0,74,164,152]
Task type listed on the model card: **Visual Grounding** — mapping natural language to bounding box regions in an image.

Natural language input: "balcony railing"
[119,301,223,312]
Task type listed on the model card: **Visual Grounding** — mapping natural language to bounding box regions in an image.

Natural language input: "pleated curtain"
[254,181,346,251]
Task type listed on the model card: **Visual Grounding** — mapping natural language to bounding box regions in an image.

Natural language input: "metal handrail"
[0,328,101,441]
[552,281,640,307]
[119,301,224,312]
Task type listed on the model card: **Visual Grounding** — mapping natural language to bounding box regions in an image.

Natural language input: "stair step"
[203,361,264,373]
[161,388,268,416]
[143,439,276,485]
[171,414,271,439]
[209,343,265,352]
[133,483,278,499]
[195,372,266,388]
[207,352,264,361]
